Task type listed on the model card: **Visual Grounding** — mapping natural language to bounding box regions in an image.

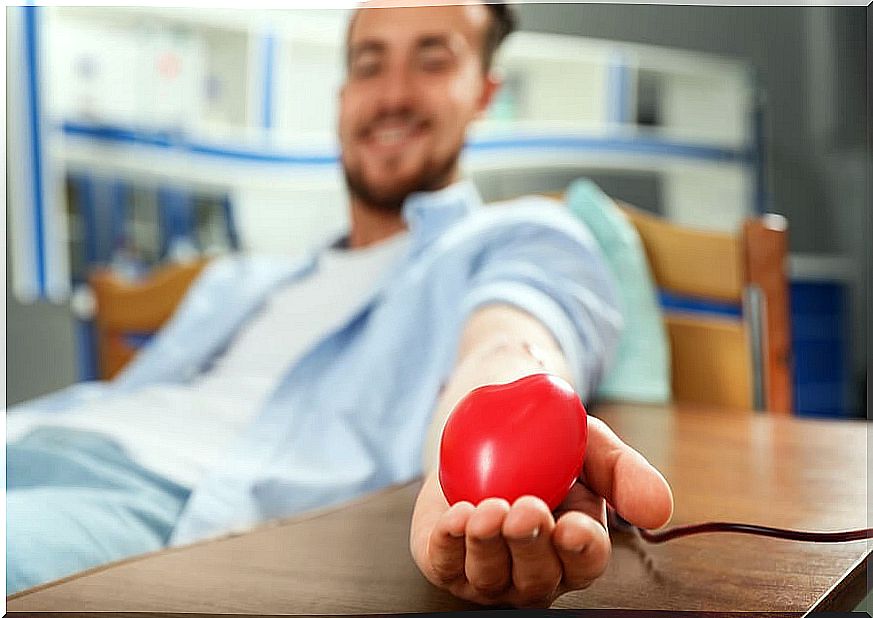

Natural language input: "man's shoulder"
[410,192,601,273]
[484,193,565,211]
[452,192,596,246]
[478,193,583,229]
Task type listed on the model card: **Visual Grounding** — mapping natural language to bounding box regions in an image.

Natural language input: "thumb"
[581,416,674,530]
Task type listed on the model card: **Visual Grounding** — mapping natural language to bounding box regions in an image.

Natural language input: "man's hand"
[410,415,673,608]
[412,304,670,606]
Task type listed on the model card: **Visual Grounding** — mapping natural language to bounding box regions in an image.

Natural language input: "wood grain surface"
[8,403,870,615]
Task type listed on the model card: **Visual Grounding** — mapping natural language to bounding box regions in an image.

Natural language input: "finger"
[554,481,608,529]
[465,498,512,597]
[427,501,475,585]
[502,496,561,605]
[582,416,674,529]
[552,509,611,590]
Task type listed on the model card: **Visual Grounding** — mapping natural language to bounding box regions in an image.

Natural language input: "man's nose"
[377,65,415,112]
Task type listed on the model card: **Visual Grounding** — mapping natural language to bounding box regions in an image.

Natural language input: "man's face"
[339,3,499,212]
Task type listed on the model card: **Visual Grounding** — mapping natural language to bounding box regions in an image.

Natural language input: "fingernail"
[472,531,501,542]
[508,527,540,543]
[449,530,464,538]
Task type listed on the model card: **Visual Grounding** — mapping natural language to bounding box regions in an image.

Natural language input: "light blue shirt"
[12,181,622,545]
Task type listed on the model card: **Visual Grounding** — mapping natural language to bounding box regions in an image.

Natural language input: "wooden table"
[8,403,870,616]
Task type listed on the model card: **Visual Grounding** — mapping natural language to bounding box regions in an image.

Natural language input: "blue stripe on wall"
[618,64,630,124]
[470,135,751,163]
[751,87,768,215]
[262,33,276,130]
[24,6,46,296]
[606,55,631,125]
[61,120,753,166]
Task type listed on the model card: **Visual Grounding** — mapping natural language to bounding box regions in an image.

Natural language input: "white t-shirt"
[7,232,411,488]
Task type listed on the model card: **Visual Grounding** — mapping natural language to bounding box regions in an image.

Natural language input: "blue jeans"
[7,427,191,595]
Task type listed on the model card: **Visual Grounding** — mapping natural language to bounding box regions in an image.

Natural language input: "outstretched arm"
[410,304,673,607]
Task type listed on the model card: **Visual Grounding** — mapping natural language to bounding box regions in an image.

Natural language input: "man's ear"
[474,71,502,120]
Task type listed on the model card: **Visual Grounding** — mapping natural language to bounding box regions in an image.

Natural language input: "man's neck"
[347,198,408,249]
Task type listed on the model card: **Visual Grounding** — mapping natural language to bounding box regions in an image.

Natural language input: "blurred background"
[6,5,869,418]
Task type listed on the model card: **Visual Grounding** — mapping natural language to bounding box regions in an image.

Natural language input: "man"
[7,1,672,607]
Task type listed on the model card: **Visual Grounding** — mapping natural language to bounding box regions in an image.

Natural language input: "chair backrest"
[90,260,209,379]
[617,203,792,413]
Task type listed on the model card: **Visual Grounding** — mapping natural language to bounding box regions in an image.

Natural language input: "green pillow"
[565,179,671,404]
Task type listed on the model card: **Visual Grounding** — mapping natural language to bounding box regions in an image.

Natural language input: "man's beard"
[342,148,461,214]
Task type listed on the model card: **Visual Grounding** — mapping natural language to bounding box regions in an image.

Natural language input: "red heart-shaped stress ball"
[438,373,588,511]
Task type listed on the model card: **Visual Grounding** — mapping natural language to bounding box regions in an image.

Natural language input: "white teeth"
[372,125,415,146]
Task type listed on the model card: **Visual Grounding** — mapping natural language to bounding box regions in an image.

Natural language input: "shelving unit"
[10,5,763,299]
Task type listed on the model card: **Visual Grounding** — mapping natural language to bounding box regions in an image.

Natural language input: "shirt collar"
[401,180,483,247]
[298,180,481,320]
[319,180,482,258]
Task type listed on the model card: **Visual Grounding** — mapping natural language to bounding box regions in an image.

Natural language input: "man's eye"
[352,59,381,78]
[419,53,452,72]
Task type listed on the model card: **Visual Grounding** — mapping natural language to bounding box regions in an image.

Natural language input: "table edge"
[804,546,872,614]
[6,479,424,604]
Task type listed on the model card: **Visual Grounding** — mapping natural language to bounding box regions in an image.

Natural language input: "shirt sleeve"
[459,199,624,401]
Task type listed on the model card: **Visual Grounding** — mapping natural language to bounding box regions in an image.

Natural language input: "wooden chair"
[616,203,792,413]
[90,260,209,379]
[541,191,792,413]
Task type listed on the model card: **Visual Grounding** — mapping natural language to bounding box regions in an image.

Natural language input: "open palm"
[410,416,674,607]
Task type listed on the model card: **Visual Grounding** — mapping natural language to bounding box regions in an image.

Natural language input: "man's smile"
[360,117,431,154]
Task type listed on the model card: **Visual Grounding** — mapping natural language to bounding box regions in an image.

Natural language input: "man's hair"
[481,3,516,72]
[345,2,517,74]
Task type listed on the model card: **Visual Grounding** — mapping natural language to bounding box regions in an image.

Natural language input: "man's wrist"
[422,339,560,473]
[474,338,548,368]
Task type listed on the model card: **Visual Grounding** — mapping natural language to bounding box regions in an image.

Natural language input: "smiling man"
[7,1,672,607]
[339,2,498,226]
[336,2,672,606]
